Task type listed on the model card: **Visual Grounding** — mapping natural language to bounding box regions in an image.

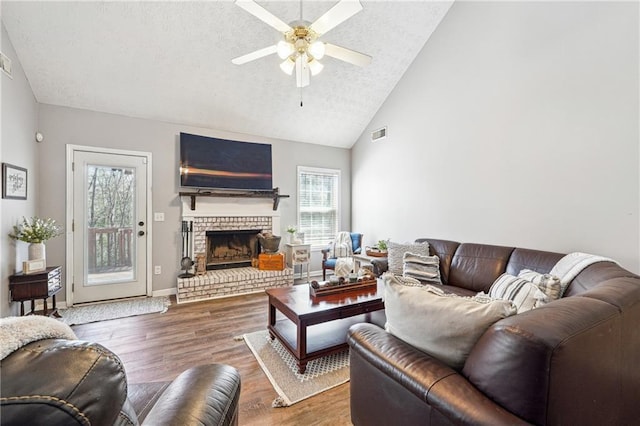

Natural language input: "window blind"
[297,167,340,246]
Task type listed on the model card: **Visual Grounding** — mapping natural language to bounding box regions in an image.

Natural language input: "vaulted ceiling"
[2,1,453,148]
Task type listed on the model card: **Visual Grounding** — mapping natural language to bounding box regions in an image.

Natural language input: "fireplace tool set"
[179,221,194,278]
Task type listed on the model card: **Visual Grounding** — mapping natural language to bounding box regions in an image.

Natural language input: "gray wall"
[352,1,640,273]
[36,104,351,300]
[1,22,39,317]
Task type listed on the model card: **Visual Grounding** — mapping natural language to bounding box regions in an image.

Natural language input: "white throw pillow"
[387,241,430,275]
[517,269,563,302]
[402,252,442,285]
[488,273,548,313]
[383,273,516,370]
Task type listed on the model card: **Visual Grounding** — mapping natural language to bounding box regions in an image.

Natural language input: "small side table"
[285,243,311,283]
[9,266,62,316]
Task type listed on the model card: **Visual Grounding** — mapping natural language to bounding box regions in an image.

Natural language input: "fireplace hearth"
[206,229,261,270]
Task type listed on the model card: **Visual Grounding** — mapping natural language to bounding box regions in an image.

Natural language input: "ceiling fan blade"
[231,45,278,65]
[309,0,363,36]
[295,55,310,88]
[324,43,372,67]
[235,0,292,33]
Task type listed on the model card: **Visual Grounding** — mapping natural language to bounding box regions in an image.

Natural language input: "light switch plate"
[154,212,165,221]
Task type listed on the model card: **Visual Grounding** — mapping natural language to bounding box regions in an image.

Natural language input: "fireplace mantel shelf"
[179,188,290,211]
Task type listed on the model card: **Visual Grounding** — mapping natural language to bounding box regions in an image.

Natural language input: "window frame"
[296,165,341,250]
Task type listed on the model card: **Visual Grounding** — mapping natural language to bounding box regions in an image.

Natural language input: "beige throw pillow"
[383,273,516,370]
[387,241,430,275]
[402,252,442,285]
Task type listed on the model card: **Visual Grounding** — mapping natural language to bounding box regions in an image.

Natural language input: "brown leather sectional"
[349,238,640,425]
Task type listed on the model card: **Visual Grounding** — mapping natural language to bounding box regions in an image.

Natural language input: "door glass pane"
[86,164,136,285]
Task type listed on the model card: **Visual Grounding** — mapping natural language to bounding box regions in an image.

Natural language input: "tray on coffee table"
[309,278,377,297]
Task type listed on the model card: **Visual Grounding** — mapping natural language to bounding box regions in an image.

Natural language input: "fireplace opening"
[206,229,261,270]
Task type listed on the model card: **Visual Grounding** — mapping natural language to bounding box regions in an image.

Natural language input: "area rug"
[240,330,350,407]
[58,297,170,325]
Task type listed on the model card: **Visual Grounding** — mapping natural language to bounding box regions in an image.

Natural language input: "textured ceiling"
[2,1,453,148]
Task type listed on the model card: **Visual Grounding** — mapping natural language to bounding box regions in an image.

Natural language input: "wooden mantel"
[179,188,290,211]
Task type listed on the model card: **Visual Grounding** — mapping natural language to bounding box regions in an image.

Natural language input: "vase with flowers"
[9,216,63,265]
[286,225,297,243]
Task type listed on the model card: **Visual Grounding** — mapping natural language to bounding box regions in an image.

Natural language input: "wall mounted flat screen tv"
[180,132,273,191]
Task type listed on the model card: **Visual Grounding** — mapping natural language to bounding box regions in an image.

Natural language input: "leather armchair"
[1,338,241,425]
[321,232,363,280]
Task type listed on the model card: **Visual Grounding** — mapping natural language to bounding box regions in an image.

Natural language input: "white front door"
[68,147,151,304]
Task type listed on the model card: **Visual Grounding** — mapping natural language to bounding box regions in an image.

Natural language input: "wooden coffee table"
[266,281,384,373]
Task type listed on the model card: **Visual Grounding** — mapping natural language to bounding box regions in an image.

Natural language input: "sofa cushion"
[505,248,564,277]
[387,241,430,275]
[383,273,517,370]
[448,243,515,292]
[488,273,547,313]
[402,252,442,285]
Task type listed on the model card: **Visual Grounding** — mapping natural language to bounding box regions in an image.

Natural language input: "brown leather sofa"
[1,338,241,425]
[348,238,640,425]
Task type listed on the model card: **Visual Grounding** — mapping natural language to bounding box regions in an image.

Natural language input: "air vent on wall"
[0,52,12,78]
[371,126,387,142]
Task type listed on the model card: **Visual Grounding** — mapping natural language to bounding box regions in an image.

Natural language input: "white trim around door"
[65,144,153,306]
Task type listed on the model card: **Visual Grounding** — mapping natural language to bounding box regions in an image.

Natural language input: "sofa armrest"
[463,296,623,425]
[370,258,388,276]
[348,323,529,426]
[1,339,137,425]
[142,364,240,426]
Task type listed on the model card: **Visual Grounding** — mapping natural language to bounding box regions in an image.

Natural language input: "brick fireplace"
[176,197,293,303]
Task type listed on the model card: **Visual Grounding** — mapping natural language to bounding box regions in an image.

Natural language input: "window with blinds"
[297,166,341,247]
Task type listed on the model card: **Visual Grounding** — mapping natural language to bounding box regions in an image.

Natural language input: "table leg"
[51,294,60,317]
[268,301,276,340]
[297,321,307,373]
[20,301,25,316]
[43,298,48,315]
[30,300,35,315]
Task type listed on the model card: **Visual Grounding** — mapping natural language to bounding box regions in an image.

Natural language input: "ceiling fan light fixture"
[308,41,325,60]
[232,0,371,90]
[308,58,324,76]
[277,40,294,59]
[280,58,295,75]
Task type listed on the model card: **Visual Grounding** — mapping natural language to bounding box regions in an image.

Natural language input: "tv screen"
[180,133,273,191]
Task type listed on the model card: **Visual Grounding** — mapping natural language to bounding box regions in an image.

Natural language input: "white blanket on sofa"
[550,252,618,288]
[0,316,76,360]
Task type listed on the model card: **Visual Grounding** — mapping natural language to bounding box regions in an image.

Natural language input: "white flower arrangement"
[9,216,63,243]
[286,225,297,234]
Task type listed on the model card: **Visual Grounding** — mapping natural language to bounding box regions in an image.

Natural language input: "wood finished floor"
[71,292,352,426]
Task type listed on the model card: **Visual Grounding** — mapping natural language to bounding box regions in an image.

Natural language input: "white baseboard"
[152,288,177,298]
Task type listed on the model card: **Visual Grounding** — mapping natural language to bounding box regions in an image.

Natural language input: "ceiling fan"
[232,0,372,88]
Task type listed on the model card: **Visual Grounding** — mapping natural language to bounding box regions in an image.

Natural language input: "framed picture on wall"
[2,163,28,200]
